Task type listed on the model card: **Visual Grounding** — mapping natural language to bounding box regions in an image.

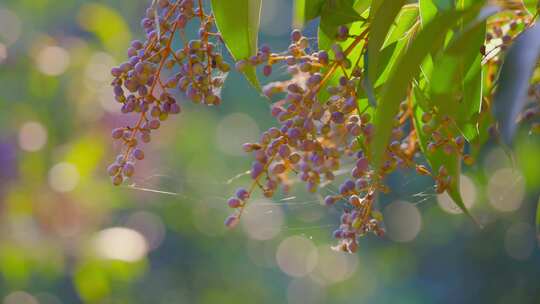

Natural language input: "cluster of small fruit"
[224,27,418,252]
[108,0,229,185]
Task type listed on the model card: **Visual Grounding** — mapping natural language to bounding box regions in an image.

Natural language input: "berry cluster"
[108,0,228,185]
[224,28,404,252]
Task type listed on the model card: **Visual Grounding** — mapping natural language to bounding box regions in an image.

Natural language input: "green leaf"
[419,0,438,25]
[318,0,366,47]
[493,21,540,145]
[371,9,463,170]
[366,5,419,91]
[293,0,325,28]
[367,0,407,85]
[429,6,496,141]
[383,5,419,48]
[523,0,540,15]
[412,88,478,222]
[353,0,372,14]
[211,0,261,90]
[419,0,454,25]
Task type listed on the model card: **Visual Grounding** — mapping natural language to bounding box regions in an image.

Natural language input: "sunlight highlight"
[487,168,525,212]
[48,162,80,192]
[437,174,476,214]
[18,121,48,152]
[276,235,318,277]
[94,227,148,262]
[242,199,284,240]
[383,201,422,242]
[36,46,70,76]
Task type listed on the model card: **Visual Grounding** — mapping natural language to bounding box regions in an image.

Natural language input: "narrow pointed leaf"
[429,5,496,141]
[371,9,463,169]
[367,0,407,85]
[419,0,454,25]
[412,88,477,222]
[419,0,438,25]
[523,0,540,15]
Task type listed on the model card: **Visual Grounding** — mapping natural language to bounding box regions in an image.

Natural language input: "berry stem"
[313,27,370,94]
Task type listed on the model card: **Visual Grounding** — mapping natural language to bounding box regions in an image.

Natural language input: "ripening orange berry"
[416,165,431,176]
[463,154,475,166]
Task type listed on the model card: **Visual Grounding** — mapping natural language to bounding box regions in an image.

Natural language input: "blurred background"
[0,0,539,303]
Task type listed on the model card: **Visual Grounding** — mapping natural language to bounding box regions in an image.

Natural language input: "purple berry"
[227,197,242,208]
[324,196,336,206]
[123,162,135,177]
[236,188,250,200]
[291,29,302,42]
[132,148,145,160]
[263,65,272,77]
[112,128,124,139]
[224,214,240,228]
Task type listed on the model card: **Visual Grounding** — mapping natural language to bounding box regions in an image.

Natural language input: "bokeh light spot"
[216,113,259,156]
[85,52,115,84]
[483,147,511,175]
[242,199,284,240]
[383,201,422,242]
[312,245,358,284]
[94,227,148,262]
[276,235,318,277]
[18,121,48,152]
[126,211,166,251]
[3,291,38,304]
[437,174,476,214]
[36,46,70,76]
[0,9,21,46]
[487,168,525,212]
[48,162,80,192]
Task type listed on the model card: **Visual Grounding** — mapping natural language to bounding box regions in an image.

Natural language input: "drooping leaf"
[429,5,497,141]
[353,0,372,14]
[383,5,420,48]
[419,0,454,25]
[419,0,438,25]
[367,0,407,86]
[366,4,419,91]
[523,0,540,16]
[211,0,262,90]
[370,9,464,169]
[493,21,540,145]
[293,0,325,28]
[412,88,478,222]
[363,40,405,105]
